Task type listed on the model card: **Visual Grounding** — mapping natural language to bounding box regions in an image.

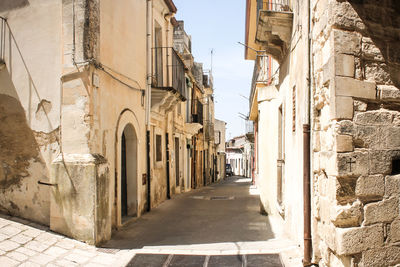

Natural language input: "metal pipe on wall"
[146,0,152,212]
[303,0,313,265]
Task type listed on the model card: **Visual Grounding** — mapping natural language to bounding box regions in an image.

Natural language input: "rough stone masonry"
[312,0,400,266]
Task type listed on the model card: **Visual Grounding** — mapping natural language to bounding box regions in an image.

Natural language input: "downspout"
[303,0,313,265]
[146,0,152,212]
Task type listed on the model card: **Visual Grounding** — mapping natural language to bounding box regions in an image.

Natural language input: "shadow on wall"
[0,0,29,12]
[0,66,48,218]
[348,0,400,88]
[0,17,60,224]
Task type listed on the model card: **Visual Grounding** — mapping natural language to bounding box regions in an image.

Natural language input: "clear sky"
[173,0,254,140]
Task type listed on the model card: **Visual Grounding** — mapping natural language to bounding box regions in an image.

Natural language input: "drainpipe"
[146,0,152,212]
[303,0,313,265]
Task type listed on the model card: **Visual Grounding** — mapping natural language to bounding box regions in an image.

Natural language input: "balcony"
[245,120,255,143]
[255,1,293,62]
[151,47,186,111]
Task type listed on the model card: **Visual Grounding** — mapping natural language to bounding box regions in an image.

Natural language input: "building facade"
[245,0,400,266]
[0,0,217,246]
[226,135,252,177]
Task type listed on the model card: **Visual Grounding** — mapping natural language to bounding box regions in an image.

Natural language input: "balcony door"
[154,26,163,86]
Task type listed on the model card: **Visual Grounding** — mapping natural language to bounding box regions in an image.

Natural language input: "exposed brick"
[336,224,383,256]
[364,197,398,225]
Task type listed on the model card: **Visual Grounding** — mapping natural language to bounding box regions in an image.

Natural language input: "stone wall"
[312,0,400,266]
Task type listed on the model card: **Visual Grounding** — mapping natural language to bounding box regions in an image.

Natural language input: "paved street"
[0,177,301,266]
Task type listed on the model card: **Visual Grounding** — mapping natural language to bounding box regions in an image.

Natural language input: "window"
[156,134,162,162]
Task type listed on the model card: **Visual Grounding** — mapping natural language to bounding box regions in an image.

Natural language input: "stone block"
[335,76,376,100]
[353,125,383,149]
[390,218,400,243]
[364,197,399,225]
[386,127,400,149]
[336,224,383,255]
[336,120,354,136]
[331,96,353,120]
[330,1,365,32]
[331,200,362,228]
[354,110,393,126]
[353,100,367,112]
[336,150,369,178]
[362,246,400,266]
[336,54,355,78]
[385,175,400,198]
[369,150,393,175]
[335,135,353,152]
[334,177,357,204]
[365,62,392,85]
[333,29,361,56]
[362,37,384,62]
[378,85,400,101]
[355,175,384,201]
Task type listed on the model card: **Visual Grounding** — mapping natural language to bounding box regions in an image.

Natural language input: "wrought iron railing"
[249,55,271,108]
[152,47,186,99]
[257,0,291,13]
[246,120,254,135]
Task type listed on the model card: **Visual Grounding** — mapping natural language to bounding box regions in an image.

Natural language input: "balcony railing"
[192,100,203,125]
[249,55,271,108]
[257,0,291,15]
[152,47,186,100]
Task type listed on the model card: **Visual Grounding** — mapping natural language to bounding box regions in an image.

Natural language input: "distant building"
[214,119,227,180]
[226,135,252,177]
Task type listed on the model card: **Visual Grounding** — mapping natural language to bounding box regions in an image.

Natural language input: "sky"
[173,0,254,140]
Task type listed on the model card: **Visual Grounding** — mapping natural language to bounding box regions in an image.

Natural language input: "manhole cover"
[210,196,234,200]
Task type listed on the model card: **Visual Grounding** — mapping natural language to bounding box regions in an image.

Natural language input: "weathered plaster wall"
[0,0,62,224]
[256,0,309,246]
[311,0,400,266]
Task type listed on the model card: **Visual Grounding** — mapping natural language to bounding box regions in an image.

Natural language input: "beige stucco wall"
[0,0,62,224]
[98,0,147,226]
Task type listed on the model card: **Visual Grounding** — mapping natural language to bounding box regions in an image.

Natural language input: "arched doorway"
[120,123,138,222]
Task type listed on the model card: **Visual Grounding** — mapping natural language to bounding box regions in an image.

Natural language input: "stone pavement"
[0,177,302,266]
[0,214,132,266]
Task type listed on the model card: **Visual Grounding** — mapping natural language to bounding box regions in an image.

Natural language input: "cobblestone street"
[0,177,301,266]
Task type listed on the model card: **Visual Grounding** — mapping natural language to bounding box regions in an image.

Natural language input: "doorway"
[120,124,138,222]
[175,137,180,187]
